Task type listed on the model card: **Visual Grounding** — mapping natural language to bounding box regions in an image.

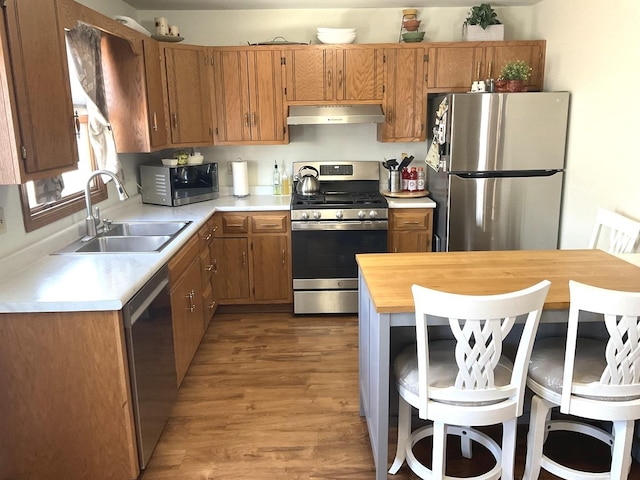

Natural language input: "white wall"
[135,6,532,46]
[532,0,640,248]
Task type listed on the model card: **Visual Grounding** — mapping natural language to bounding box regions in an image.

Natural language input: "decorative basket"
[462,24,504,41]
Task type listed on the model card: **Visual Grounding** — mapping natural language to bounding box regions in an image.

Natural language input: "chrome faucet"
[85,170,129,238]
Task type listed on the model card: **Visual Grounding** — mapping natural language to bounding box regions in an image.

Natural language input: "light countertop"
[0,192,434,314]
[0,194,290,314]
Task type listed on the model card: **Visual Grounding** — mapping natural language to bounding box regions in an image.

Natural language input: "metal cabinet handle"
[172,113,178,129]
[213,259,218,274]
[488,61,493,78]
[187,290,196,312]
[402,221,421,225]
[152,112,158,131]
[244,113,250,127]
[338,69,343,89]
[204,264,214,272]
[241,251,246,266]
[327,70,332,87]
[251,112,256,126]
[282,248,286,266]
[202,232,212,241]
[74,110,80,136]
[208,301,216,311]
[260,223,278,228]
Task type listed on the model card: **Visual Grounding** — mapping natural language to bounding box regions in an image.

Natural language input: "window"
[19,110,107,232]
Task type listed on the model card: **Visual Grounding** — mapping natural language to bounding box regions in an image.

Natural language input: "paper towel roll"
[232,161,249,197]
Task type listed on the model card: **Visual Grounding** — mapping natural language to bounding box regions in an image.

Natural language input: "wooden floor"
[141,312,640,480]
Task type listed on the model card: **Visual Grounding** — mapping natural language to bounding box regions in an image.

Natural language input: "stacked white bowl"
[316,28,357,44]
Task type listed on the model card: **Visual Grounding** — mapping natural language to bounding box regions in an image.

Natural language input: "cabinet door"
[388,209,433,253]
[427,45,485,91]
[336,47,383,101]
[212,237,251,301]
[485,42,546,91]
[285,48,332,102]
[247,49,285,142]
[0,0,78,182]
[142,38,169,148]
[378,47,427,142]
[211,49,251,143]
[164,44,212,146]
[252,234,291,302]
[170,256,204,386]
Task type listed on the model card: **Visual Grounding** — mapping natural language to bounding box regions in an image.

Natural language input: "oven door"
[291,221,388,314]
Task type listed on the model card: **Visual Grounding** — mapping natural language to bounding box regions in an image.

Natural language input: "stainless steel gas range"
[290,161,388,314]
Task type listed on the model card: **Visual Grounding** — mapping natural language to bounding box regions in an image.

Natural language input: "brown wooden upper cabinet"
[284,46,383,103]
[427,40,546,92]
[0,0,79,184]
[142,38,169,149]
[163,44,212,146]
[210,47,287,145]
[378,46,427,143]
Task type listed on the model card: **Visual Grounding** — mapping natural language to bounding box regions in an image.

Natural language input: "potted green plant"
[495,60,532,92]
[462,3,504,41]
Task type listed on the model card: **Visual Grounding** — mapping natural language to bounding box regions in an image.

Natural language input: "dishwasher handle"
[124,265,170,328]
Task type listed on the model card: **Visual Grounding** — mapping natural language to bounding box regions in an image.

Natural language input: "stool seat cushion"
[394,340,514,405]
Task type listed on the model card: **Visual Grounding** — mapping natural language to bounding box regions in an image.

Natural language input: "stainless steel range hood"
[287,104,385,125]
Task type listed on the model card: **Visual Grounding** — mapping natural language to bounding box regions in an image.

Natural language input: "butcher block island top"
[356,249,640,313]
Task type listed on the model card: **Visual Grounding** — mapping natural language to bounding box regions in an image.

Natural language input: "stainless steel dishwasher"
[123,265,178,469]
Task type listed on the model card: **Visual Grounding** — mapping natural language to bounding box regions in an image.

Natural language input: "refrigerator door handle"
[452,169,562,179]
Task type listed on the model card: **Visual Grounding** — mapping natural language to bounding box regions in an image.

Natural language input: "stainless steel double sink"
[54,221,192,254]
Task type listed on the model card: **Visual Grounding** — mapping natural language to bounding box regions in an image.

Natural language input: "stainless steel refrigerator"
[426,92,570,252]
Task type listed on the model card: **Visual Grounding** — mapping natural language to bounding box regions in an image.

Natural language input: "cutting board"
[382,190,429,198]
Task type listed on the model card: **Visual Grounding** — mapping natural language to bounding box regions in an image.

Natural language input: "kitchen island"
[356,249,640,480]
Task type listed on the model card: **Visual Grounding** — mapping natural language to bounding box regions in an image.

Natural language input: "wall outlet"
[0,207,6,235]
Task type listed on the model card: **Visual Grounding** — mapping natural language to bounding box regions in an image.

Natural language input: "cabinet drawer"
[390,209,432,230]
[251,213,289,233]
[220,214,249,234]
[168,234,200,284]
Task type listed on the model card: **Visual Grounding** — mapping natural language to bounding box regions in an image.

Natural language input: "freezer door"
[447,92,570,172]
[447,172,563,251]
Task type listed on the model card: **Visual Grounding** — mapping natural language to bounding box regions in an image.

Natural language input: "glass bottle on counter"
[408,167,418,192]
[417,167,425,191]
[273,161,281,195]
[281,162,291,195]
[401,167,410,191]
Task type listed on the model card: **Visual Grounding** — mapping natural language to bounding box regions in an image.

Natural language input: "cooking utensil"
[387,159,398,170]
[296,165,320,195]
[398,155,414,171]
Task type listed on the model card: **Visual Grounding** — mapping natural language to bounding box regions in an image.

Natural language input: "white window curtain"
[65,24,122,183]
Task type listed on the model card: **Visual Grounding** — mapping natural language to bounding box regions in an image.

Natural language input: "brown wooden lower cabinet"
[168,233,205,386]
[211,211,292,305]
[0,310,139,479]
[388,208,433,253]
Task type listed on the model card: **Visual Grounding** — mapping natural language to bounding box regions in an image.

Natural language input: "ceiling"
[122,0,541,11]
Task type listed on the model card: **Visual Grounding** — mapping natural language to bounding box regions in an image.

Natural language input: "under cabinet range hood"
[286,104,386,125]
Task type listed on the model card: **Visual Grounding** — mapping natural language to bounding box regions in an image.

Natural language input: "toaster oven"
[140,163,219,206]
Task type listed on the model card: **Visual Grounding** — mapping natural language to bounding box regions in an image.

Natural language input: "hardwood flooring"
[141,312,640,480]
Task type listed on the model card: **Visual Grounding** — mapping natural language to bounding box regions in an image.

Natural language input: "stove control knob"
[301,212,309,220]
[357,210,366,219]
[335,210,343,220]
[313,211,321,220]
[369,210,378,219]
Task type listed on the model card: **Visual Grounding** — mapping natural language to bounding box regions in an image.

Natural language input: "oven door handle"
[291,220,388,231]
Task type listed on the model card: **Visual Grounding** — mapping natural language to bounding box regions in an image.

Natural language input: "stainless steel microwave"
[140,163,219,206]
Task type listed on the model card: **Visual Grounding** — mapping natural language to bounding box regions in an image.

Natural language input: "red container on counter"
[401,167,410,191]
